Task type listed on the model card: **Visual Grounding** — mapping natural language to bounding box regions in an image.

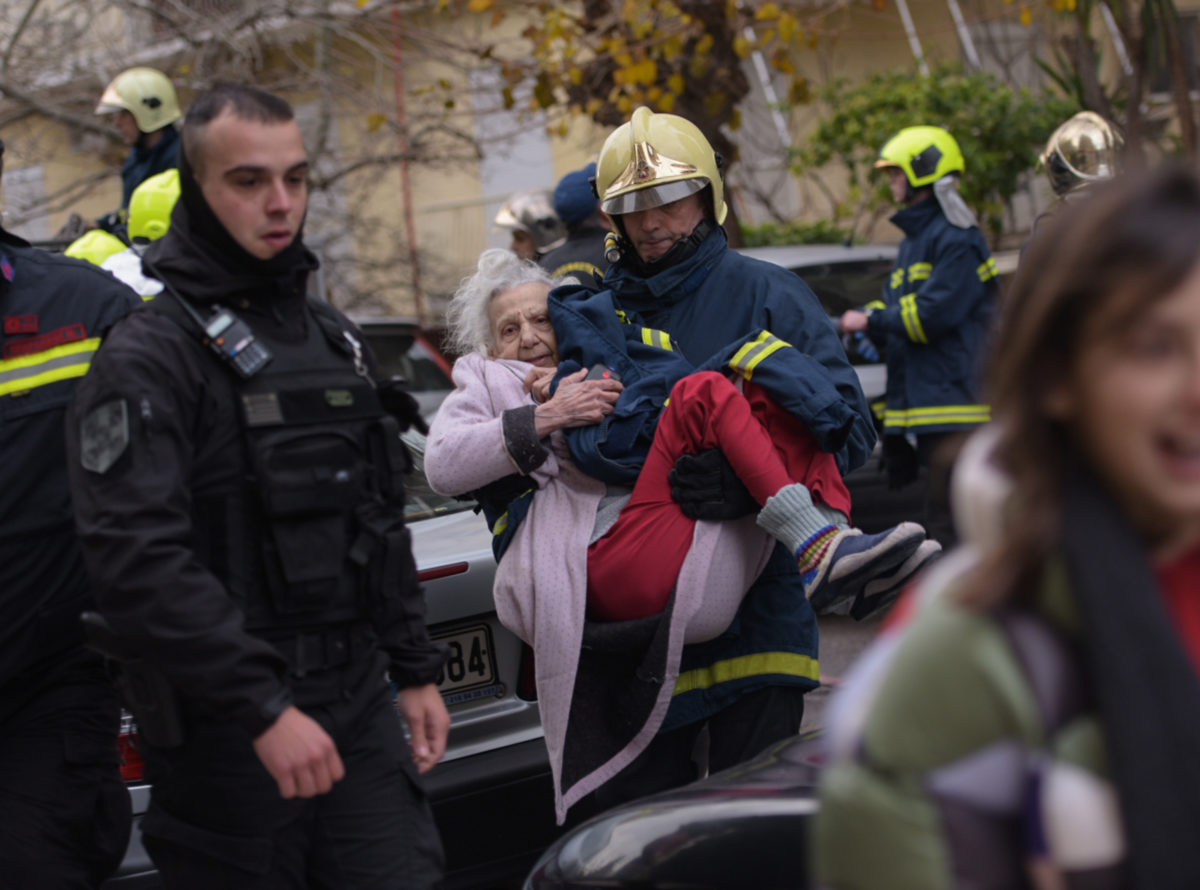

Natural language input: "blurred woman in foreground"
[814,165,1200,889]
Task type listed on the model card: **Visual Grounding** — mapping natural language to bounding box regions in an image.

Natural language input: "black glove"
[377,376,429,435]
[881,434,919,491]
[94,209,128,237]
[669,448,758,521]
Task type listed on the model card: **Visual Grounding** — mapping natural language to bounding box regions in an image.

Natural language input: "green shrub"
[741,218,856,246]
[791,64,1079,237]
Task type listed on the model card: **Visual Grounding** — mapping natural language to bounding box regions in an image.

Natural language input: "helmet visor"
[602,178,707,216]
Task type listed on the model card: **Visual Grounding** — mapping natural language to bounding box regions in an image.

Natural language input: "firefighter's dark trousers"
[0,649,131,889]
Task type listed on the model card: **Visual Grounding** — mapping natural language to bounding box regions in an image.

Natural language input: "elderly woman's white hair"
[445,248,557,357]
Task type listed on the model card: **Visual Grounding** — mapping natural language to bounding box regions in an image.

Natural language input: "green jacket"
[812,556,1125,889]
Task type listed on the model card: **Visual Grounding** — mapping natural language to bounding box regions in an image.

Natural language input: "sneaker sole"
[849,540,943,620]
[810,522,926,614]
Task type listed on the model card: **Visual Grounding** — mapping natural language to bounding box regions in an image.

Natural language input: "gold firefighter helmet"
[1040,111,1123,198]
[493,189,566,252]
[96,68,182,133]
[595,106,726,224]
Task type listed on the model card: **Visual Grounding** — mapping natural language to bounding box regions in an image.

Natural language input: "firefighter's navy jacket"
[550,224,875,728]
[120,125,179,208]
[65,220,445,739]
[550,287,865,486]
[0,228,139,684]
[866,199,997,436]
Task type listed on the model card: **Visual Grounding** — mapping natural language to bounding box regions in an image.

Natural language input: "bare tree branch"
[3,0,46,76]
[4,168,116,227]
[0,75,120,141]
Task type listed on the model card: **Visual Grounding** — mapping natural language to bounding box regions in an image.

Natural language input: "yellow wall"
[2,110,125,239]
[0,1,1110,312]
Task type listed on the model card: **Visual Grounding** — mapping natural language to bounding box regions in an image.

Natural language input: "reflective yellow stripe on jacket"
[0,338,101,397]
[640,327,675,351]
[899,293,928,344]
[884,404,991,428]
[674,651,820,695]
[907,262,932,282]
[891,262,933,290]
[729,331,791,380]
[978,257,999,283]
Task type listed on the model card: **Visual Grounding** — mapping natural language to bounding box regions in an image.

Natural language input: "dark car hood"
[525,732,824,890]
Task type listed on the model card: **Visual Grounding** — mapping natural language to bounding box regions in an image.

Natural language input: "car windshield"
[401,429,475,521]
[360,326,452,394]
[794,258,896,317]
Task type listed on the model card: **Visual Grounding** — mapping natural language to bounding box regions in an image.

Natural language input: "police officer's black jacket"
[66,168,445,738]
[538,222,611,282]
[0,227,140,685]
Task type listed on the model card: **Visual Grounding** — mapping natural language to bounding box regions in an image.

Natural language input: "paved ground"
[800,614,885,732]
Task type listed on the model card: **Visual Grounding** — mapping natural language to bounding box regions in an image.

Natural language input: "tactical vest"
[153,294,413,635]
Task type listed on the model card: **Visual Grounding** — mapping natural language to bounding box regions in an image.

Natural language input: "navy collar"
[608,225,728,307]
[890,198,942,237]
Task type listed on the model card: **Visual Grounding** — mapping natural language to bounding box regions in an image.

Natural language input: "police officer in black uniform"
[66,85,449,889]
[0,136,139,887]
[538,162,611,284]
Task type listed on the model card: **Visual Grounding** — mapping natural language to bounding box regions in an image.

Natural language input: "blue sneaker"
[848,539,942,620]
[803,522,926,615]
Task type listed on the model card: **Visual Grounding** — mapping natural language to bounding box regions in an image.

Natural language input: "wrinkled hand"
[669,448,759,520]
[396,684,450,774]
[533,368,623,436]
[840,310,869,334]
[524,365,558,404]
[253,706,346,799]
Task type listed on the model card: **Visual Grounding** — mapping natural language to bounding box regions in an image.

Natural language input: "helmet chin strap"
[611,217,717,277]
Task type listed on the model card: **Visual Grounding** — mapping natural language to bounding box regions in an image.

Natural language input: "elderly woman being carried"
[423,248,934,820]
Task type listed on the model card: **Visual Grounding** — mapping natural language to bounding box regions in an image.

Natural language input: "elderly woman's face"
[487,282,558,367]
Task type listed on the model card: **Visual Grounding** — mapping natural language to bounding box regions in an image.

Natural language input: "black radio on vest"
[203,307,272,379]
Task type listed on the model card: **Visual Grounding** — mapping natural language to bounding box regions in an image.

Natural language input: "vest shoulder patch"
[79,398,129,474]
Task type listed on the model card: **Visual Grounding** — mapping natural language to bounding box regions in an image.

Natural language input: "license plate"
[432,623,500,704]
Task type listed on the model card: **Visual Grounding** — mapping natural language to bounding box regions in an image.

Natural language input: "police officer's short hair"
[183,84,295,177]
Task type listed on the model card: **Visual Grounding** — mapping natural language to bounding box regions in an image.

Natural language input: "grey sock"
[756,483,833,554]
[817,503,850,529]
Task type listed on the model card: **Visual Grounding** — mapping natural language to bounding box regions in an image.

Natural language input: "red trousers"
[586,371,851,622]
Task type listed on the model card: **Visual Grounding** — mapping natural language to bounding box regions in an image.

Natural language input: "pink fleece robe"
[424,353,773,821]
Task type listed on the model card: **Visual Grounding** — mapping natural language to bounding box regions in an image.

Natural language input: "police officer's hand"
[252,706,346,799]
[533,368,622,437]
[396,684,450,774]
